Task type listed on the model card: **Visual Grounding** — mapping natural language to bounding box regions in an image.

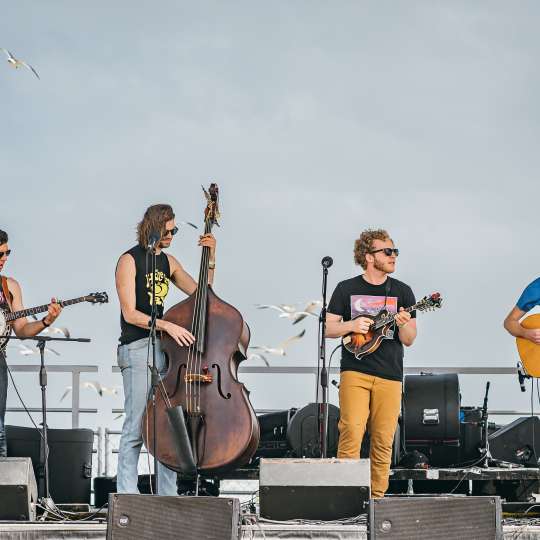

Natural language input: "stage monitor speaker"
[107,494,241,540]
[259,457,370,521]
[0,457,37,521]
[6,425,93,503]
[369,496,502,539]
[489,416,540,467]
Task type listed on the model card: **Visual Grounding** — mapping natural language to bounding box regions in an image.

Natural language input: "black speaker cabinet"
[369,496,502,539]
[0,457,37,520]
[489,416,540,467]
[107,494,241,540]
[259,458,370,520]
[6,425,93,503]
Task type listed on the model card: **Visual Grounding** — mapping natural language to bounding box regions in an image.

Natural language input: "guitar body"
[517,313,540,377]
[0,308,11,351]
[342,312,394,359]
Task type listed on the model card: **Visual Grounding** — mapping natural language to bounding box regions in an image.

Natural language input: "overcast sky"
[2,2,540,441]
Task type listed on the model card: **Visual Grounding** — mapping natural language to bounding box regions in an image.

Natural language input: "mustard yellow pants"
[337,371,402,498]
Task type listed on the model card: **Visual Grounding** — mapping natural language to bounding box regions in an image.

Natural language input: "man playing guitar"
[115,204,216,495]
[504,278,540,345]
[326,229,417,498]
[0,229,62,457]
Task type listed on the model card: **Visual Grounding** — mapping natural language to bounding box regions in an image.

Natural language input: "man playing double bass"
[115,204,216,495]
[326,228,417,499]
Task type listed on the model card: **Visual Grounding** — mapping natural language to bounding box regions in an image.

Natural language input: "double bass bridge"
[184,366,213,384]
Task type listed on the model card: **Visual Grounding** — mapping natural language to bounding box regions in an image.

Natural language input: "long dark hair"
[0,229,8,245]
[136,205,175,248]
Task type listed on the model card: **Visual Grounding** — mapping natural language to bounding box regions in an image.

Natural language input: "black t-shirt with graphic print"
[327,276,416,382]
[119,244,171,345]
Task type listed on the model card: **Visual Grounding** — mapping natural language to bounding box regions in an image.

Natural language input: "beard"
[374,259,395,274]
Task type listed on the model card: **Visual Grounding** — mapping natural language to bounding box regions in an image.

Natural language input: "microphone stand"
[148,244,160,493]
[2,334,90,504]
[318,261,330,458]
[479,381,492,468]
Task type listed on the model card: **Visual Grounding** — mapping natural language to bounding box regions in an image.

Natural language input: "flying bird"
[250,329,306,356]
[31,315,70,338]
[256,300,322,324]
[60,381,119,402]
[178,221,198,229]
[13,343,60,356]
[1,48,39,79]
[245,353,270,367]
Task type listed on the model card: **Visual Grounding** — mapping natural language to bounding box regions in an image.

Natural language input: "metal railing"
[5,363,533,480]
[7,364,98,428]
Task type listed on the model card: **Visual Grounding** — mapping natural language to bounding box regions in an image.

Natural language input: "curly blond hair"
[136,204,175,248]
[354,229,391,269]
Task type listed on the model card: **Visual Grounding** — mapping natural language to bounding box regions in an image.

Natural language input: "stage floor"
[1,520,540,539]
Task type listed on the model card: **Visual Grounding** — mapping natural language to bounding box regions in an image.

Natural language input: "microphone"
[147,231,161,251]
[321,256,333,268]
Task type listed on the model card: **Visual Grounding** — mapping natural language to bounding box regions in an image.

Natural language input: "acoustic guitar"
[342,293,442,360]
[516,314,540,377]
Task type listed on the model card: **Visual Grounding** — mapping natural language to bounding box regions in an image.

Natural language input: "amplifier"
[259,457,370,520]
[0,457,37,520]
[369,496,502,539]
[489,416,540,467]
[7,425,93,503]
[107,494,241,540]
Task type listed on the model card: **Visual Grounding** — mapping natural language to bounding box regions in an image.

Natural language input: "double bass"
[142,184,259,473]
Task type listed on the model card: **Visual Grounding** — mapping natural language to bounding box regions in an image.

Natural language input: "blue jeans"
[0,353,6,457]
[116,337,178,495]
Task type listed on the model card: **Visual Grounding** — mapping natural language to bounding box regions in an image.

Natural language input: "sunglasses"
[0,249,11,258]
[163,226,179,237]
[370,248,399,257]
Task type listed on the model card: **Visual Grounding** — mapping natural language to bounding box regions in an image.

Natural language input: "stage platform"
[1,519,540,539]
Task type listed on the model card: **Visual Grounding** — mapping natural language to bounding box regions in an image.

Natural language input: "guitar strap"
[383,277,392,309]
[1,276,12,312]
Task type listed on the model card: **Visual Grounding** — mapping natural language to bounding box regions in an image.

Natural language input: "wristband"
[42,318,51,327]
[208,260,216,270]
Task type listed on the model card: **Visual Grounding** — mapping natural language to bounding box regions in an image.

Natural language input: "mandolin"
[516,314,540,377]
[342,293,442,359]
[0,292,108,351]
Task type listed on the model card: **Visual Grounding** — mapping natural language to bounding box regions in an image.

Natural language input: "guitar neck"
[374,303,417,330]
[5,296,89,323]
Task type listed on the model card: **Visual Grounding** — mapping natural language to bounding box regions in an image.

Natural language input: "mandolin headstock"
[416,292,443,312]
[202,183,220,226]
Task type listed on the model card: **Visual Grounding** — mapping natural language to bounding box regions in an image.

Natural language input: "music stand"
[3,334,90,503]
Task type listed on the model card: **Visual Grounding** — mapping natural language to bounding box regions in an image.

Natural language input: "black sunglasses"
[0,249,11,258]
[370,248,399,257]
[163,226,179,237]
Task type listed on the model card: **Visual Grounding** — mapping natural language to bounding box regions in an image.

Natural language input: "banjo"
[0,291,108,351]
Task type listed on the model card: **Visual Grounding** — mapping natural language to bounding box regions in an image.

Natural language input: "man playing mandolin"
[0,229,62,458]
[115,205,216,495]
[504,278,540,345]
[326,229,417,499]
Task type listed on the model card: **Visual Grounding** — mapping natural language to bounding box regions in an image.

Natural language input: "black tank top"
[119,245,171,345]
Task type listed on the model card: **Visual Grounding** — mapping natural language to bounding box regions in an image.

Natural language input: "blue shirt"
[517,278,540,312]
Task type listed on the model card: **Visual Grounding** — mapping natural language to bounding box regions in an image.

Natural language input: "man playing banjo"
[0,228,63,457]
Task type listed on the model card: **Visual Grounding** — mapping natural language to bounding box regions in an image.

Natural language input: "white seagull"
[60,381,119,402]
[15,343,60,356]
[178,221,198,229]
[250,329,306,356]
[1,48,40,79]
[245,353,270,367]
[31,315,70,338]
[256,300,322,324]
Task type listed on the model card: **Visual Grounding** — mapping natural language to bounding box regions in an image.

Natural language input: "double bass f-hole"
[212,363,232,400]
